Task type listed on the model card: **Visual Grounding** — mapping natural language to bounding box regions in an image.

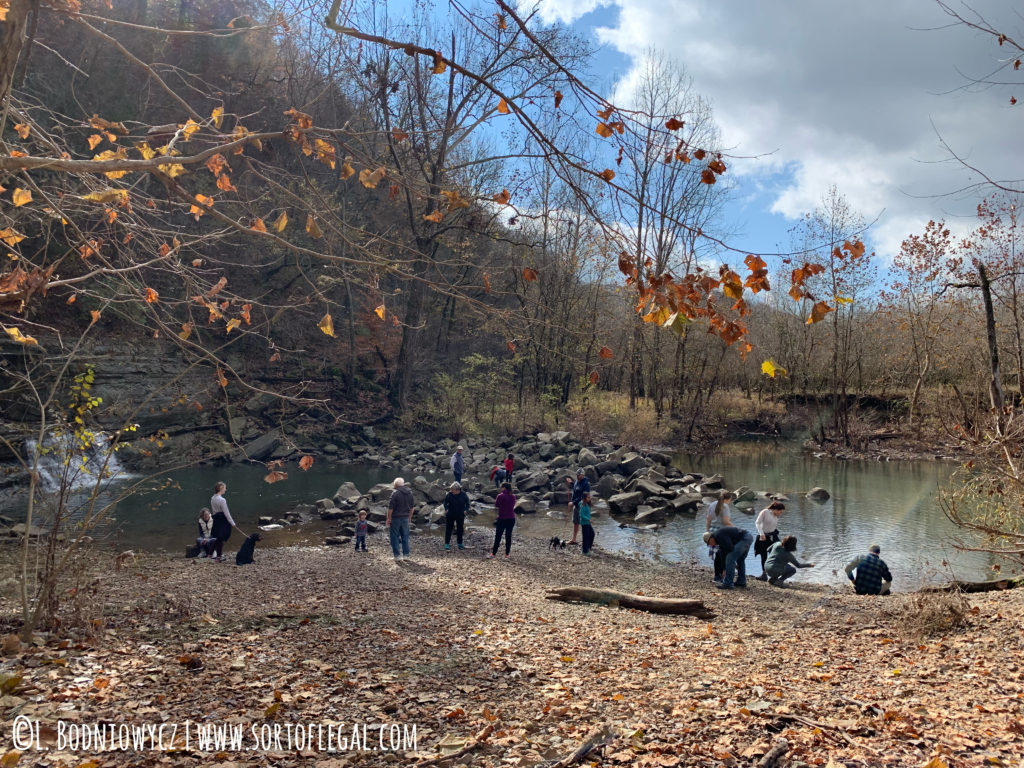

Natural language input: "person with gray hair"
[386,477,415,562]
[450,446,465,484]
[844,544,892,595]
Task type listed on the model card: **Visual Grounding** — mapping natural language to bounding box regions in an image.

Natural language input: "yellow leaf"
[834,296,854,305]
[441,189,470,209]
[305,215,323,239]
[0,228,26,246]
[179,323,193,340]
[921,757,949,768]
[3,326,38,345]
[88,134,104,150]
[559,655,574,663]
[182,119,200,140]
[11,188,31,207]
[225,318,241,333]
[82,189,129,206]
[891,669,901,676]
[211,106,224,129]
[497,98,510,114]
[663,311,689,337]
[13,123,29,139]
[135,142,155,160]
[761,360,786,379]
[1,750,22,767]
[273,211,288,232]
[93,148,130,179]
[641,305,671,325]
[340,156,355,179]
[359,166,386,189]
[157,163,186,178]
[374,304,385,320]
[318,313,335,337]
[722,281,743,300]
[190,194,214,221]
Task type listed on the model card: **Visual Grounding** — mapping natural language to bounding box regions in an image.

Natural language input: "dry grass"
[890,589,971,640]
[567,391,673,447]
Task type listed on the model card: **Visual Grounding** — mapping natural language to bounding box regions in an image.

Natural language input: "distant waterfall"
[24,432,127,494]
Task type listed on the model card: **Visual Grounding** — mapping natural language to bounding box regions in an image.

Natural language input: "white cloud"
[536,0,1024,260]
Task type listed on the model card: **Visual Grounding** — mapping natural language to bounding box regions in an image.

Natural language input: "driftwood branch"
[545,587,714,619]
[413,724,494,767]
[547,726,614,768]
[921,576,1024,593]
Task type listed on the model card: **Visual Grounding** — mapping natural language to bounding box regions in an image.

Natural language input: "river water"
[79,442,996,588]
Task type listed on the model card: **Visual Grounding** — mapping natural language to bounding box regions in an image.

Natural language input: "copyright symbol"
[12,715,34,750]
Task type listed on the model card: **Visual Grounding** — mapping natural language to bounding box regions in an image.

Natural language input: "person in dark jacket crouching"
[703,526,754,589]
[845,544,893,595]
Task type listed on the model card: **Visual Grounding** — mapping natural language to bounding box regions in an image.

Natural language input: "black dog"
[548,536,567,551]
[235,533,261,566]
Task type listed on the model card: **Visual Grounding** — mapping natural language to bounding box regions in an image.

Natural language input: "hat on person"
[576,467,585,475]
[450,481,461,490]
[393,477,404,488]
[456,445,464,451]
[702,531,713,544]
[869,544,881,554]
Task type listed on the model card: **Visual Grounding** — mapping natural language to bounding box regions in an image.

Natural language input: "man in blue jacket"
[845,544,893,595]
[703,526,754,589]
[450,446,464,484]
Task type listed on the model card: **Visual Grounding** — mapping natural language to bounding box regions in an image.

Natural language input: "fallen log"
[545,587,714,618]
[920,576,1024,594]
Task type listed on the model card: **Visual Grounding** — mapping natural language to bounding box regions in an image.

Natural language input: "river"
[67,441,996,588]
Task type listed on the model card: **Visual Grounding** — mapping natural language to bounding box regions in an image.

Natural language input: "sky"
[529,0,1024,263]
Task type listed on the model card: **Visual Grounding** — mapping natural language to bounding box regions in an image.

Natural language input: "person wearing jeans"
[443,481,469,550]
[489,482,516,559]
[703,526,754,589]
[579,492,595,555]
[386,477,415,561]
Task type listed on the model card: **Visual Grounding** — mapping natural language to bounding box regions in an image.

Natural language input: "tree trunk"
[976,261,1005,429]
[0,0,33,107]
[545,586,714,618]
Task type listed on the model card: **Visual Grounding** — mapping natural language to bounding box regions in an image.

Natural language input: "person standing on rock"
[844,544,893,595]
[210,482,246,562]
[754,501,785,580]
[450,446,465,485]
[703,525,753,589]
[386,477,416,562]
[503,453,515,485]
[443,481,470,551]
[488,482,517,559]
[705,491,734,582]
[568,468,590,545]
[764,535,814,587]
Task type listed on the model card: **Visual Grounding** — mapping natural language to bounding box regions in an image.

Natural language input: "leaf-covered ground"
[2,532,1023,768]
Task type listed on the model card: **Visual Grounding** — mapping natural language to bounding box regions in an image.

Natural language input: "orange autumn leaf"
[216,174,236,192]
[492,189,510,205]
[589,371,600,384]
[423,209,444,223]
[273,211,288,232]
[240,303,252,324]
[264,470,288,484]
[66,294,77,305]
[598,169,615,182]
[693,148,707,160]
[179,322,193,340]
[497,98,510,114]
[12,188,31,207]
[144,287,159,304]
[90,310,101,324]
[318,313,335,337]
[298,455,314,471]
[14,123,29,139]
[392,128,409,142]
[205,153,228,176]
[806,300,834,325]
[207,276,227,297]
[340,157,355,179]
[554,90,563,109]
[506,340,516,352]
[482,273,491,293]
[269,350,281,363]
[431,53,447,74]
[359,166,386,189]
[595,122,613,138]
[216,368,228,387]
[665,117,684,131]
[597,106,614,120]
[306,214,323,239]
[374,304,386,320]
[700,169,716,184]
[599,346,614,359]
[190,194,214,220]
[522,267,538,282]
[225,318,241,333]
[87,134,103,150]
[251,217,267,232]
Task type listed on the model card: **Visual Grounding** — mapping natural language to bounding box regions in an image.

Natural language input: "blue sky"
[531,0,1024,265]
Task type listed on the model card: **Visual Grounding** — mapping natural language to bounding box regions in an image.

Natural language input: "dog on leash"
[235,533,262,566]
[548,536,567,551]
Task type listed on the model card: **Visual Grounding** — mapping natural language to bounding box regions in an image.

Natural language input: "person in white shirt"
[754,501,785,581]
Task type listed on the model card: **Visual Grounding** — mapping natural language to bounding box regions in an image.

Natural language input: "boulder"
[702,473,725,488]
[516,471,550,493]
[667,495,700,515]
[314,498,336,512]
[10,523,47,538]
[325,536,351,546]
[258,516,273,525]
[320,508,344,520]
[237,430,281,462]
[607,491,644,515]
[369,483,394,502]
[366,508,388,523]
[549,454,570,469]
[807,487,831,502]
[733,486,757,503]
[536,432,553,443]
[618,452,650,476]
[631,477,671,499]
[648,450,672,465]
[538,443,555,460]
[323,443,339,454]
[514,497,537,514]
[334,481,362,504]
[551,430,570,444]
[634,505,666,524]
[593,473,622,499]
[596,459,620,475]
[577,447,599,466]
